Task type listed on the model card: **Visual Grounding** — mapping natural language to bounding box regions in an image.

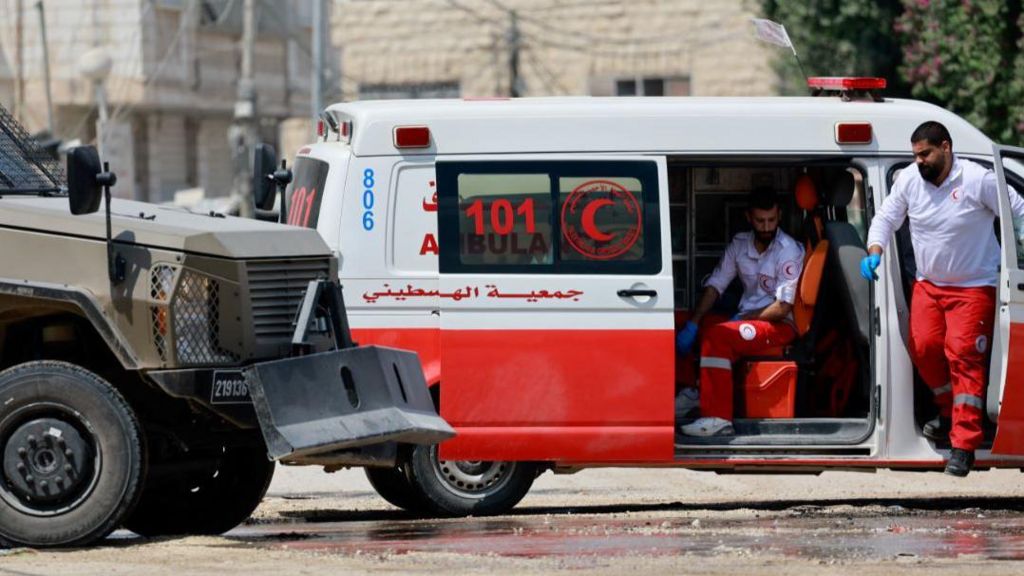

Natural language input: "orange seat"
[793,238,829,337]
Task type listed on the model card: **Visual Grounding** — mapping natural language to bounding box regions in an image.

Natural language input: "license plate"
[211,370,251,404]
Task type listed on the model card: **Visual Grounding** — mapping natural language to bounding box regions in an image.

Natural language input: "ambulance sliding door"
[989,145,1024,455]
[435,158,675,463]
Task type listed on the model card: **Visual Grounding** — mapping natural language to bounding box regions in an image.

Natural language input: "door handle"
[618,289,657,298]
[1017,283,1024,291]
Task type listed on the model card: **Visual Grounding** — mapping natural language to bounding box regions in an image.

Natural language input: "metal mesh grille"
[150,265,175,301]
[150,306,167,361]
[0,104,63,193]
[247,258,331,339]
[173,270,239,365]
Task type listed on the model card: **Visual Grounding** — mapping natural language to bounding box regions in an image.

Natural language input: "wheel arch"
[0,280,139,373]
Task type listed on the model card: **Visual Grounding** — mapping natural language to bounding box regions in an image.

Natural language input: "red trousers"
[698,320,796,420]
[909,281,995,451]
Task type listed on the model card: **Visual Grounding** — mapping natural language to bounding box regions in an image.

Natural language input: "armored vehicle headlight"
[172,270,239,366]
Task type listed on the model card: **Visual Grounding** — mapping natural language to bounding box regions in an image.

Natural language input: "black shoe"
[945,448,974,477]
[923,416,951,441]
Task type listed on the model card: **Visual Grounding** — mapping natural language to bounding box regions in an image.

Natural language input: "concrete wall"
[331,0,779,101]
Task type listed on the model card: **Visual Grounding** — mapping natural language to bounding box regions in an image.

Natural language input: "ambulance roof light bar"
[807,77,887,102]
[321,110,352,143]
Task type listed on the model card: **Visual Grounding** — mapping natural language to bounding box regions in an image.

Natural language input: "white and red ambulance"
[282,78,1024,516]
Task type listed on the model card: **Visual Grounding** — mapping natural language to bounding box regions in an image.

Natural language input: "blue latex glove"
[676,321,699,356]
[860,253,881,281]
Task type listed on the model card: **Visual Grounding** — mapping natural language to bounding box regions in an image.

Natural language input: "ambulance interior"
[670,161,874,446]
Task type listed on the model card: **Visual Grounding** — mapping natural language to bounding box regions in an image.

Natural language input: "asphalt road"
[4,466,1024,575]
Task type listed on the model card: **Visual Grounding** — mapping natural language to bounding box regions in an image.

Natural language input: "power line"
[104,0,199,132]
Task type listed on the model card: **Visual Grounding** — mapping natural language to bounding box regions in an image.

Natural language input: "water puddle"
[231,508,1024,561]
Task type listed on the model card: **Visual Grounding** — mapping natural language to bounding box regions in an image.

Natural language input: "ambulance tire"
[405,444,537,517]
[0,361,143,548]
[364,465,429,513]
[124,440,274,537]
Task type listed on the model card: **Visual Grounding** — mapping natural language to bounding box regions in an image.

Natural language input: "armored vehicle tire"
[365,465,429,513]
[124,442,274,537]
[0,361,143,548]
[404,445,537,517]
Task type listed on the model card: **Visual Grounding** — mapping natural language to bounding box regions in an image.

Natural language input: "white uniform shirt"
[867,157,1024,287]
[705,230,805,316]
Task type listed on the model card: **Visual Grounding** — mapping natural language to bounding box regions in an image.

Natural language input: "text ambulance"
[283,78,1024,516]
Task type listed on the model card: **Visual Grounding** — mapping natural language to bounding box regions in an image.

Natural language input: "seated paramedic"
[677,188,805,436]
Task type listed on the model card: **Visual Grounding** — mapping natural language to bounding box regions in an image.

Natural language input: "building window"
[358,82,460,100]
[614,76,690,97]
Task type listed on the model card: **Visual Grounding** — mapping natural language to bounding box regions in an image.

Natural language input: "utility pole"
[507,10,521,97]
[229,0,259,218]
[35,0,55,134]
[14,0,23,122]
[312,0,323,121]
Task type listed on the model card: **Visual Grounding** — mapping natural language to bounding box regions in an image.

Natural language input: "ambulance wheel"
[405,444,537,516]
[0,361,143,548]
[364,465,428,513]
[124,439,273,537]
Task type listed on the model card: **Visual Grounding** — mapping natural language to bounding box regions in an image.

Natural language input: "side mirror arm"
[272,160,293,224]
[97,163,124,284]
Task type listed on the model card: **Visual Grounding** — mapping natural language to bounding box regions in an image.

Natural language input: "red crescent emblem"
[560,179,641,260]
[951,188,961,201]
[581,198,615,242]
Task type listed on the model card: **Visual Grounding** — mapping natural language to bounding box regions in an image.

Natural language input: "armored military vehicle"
[0,105,452,548]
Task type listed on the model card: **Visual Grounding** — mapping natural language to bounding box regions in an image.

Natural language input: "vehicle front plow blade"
[243,345,454,461]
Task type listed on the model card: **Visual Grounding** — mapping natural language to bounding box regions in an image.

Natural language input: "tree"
[759,0,910,96]
[897,0,1024,145]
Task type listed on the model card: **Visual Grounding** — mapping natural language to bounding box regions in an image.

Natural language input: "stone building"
[330,0,779,102]
[0,0,327,201]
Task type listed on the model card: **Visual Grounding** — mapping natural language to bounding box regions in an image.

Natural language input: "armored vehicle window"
[0,105,63,194]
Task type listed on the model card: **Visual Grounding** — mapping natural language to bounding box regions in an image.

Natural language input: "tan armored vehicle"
[0,106,452,548]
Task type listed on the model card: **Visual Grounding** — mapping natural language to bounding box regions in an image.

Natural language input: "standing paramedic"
[676,188,805,437]
[861,120,1024,477]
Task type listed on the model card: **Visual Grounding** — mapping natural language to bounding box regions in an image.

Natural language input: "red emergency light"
[835,122,873,144]
[807,77,887,91]
[394,126,431,149]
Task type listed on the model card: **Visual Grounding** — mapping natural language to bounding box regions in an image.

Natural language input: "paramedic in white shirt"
[862,120,1024,477]
[677,188,805,437]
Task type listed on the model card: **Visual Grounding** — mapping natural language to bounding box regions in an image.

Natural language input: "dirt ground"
[4,465,1024,575]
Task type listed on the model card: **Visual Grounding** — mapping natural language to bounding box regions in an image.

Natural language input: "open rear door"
[988,145,1024,454]
[435,157,675,463]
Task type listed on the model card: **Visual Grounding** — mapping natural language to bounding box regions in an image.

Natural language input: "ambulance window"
[845,168,868,243]
[455,173,554,267]
[437,160,661,274]
[1002,157,1024,268]
[285,157,329,228]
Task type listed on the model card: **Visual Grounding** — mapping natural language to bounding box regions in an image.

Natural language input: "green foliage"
[896,0,1024,145]
[760,0,910,96]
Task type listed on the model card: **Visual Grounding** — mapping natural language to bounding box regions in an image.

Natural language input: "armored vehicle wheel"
[404,445,537,517]
[365,465,428,513]
[0,361,143,548]
[124,441,274,537]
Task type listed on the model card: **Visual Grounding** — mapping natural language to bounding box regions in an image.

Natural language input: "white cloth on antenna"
[751,18,794,51]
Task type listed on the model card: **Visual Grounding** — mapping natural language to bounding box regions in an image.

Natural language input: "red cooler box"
[738,361,797,418]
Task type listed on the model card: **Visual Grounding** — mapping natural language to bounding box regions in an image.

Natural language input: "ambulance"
[274,78,1024,516]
